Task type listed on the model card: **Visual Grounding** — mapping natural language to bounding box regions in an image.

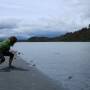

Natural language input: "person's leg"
[9,52,14,67]
[3,52,14,67]
[0,53,5,64]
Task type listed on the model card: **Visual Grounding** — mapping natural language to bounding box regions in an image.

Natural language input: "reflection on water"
[14,42,90,90]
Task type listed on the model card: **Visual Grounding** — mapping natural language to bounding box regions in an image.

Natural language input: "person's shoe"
[9,65,14,69]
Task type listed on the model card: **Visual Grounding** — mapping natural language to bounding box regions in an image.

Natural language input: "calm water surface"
[14,42,90,90]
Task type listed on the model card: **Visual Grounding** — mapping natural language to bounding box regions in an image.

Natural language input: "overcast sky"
[0,0,90,37]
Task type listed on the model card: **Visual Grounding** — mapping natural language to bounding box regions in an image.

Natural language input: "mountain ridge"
[28,24,90,42]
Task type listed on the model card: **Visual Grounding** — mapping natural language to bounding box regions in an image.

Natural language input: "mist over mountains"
[0,20,66,40]
[0,19,89,42]
[28,24,90,42]
[0,28,66,40]
[0,23,90,42]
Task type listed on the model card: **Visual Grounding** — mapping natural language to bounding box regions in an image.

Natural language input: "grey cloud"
[0,0,90,39]
[0,20,19,30]
[0,19,22,38]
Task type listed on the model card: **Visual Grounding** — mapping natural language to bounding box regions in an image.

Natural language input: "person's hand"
[9,50,17,54]
[10,50,23,55]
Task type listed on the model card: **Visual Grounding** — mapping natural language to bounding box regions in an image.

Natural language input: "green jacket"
[0,39,11,53]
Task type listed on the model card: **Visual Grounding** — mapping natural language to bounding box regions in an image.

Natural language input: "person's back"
[0,39,11,53]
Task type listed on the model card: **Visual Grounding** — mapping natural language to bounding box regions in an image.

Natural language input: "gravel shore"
[0,56,65,90]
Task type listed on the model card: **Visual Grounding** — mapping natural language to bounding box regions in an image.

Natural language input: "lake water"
[13,42,90,90]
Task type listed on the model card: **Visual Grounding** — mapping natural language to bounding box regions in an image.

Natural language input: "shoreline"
[0,56,65,90]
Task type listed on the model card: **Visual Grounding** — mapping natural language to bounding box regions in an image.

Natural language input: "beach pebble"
[30,60,33,62]
[32,64,36,66]
[18,52,21,55]
[68,76,72,80]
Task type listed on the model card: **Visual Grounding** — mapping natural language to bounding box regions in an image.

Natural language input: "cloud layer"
[0,0,90,38]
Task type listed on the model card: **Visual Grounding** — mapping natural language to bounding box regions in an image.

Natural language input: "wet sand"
[0,56,65,90]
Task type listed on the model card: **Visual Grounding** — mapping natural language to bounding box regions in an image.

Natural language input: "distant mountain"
[0,30,66,41]
[53,26,90,42]
[28,37,50,42]
[28,24,90,42]
[0,25,90,42]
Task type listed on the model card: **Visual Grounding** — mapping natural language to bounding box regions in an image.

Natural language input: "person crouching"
[0,36,17,68]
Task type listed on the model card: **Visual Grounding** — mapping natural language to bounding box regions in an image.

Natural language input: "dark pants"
[0,51,14,67]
